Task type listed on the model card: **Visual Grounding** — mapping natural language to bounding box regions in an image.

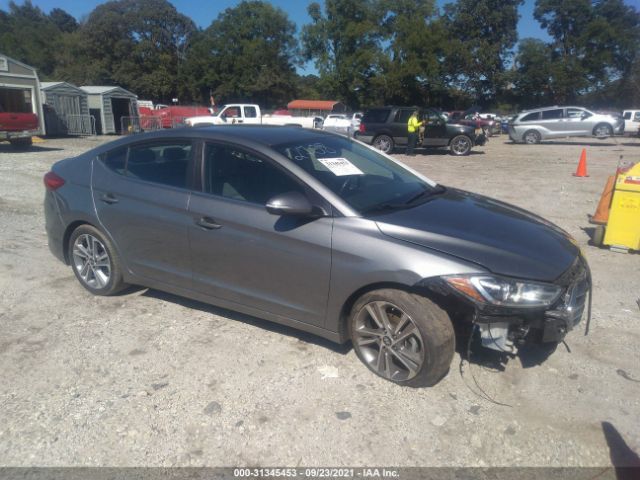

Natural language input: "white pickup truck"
[185,104,323,129]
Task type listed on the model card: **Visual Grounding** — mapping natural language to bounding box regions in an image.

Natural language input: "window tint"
[362,108,390,124]
[567,108,591,119]
[204,144,303,204]
[635,112,640,121]
[520,112,540,122]
[623,112,631,120]
[424,110,442,122]
[103,147,127,174]
[394,109,415,123]
[542,109,563,120]
[244,106,257,118]
[126,141,192,188]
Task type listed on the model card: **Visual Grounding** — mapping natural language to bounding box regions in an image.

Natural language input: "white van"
[623,110,640,134]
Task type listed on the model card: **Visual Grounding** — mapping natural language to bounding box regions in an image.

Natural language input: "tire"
[449,135,472,156]
[523,130,541,144]
[593,123,613,139]
[68,224,127,296]
[372,134,394,154]
[9,137,32,150]
[349,289,455,387]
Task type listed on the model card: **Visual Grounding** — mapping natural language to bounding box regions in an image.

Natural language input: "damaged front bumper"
[423,256,591,354]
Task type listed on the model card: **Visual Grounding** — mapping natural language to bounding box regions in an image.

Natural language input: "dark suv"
[355,106,486,156]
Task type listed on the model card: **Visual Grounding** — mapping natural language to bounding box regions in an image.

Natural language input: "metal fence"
[120,116,162,135]
[66,115,95,136]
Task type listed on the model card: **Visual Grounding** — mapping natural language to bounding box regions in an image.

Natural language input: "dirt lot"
[0,133,639,468]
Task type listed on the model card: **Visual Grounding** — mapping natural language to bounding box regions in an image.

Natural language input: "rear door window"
[125,141,193,189]
[624,112,631,120]
[520,112,540,122]
[542,109,563,120]
[362,109,391,124]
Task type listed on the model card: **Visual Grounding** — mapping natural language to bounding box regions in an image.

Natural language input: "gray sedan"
[44,126,590,387]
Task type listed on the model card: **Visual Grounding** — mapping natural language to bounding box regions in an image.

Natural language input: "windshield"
[274,136,438,215]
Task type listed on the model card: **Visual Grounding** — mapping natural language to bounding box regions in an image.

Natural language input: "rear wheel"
[449,135,472,156]
[523,130,541,144]
[372,134,394,154]
[68,225,127,296]
[349,289,455,387]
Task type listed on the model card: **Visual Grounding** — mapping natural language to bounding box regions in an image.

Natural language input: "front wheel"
[593,124,613,139]
[449,135,472,156]
[372,134,394,154]
[68,225,127,296]
[349,289,455,387]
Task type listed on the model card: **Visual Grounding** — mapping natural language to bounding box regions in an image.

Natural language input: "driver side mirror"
[266,191,317,217]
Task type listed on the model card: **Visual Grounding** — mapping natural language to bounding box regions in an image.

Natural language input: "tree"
[183,1,299,107]
[55,0,195,101]
[0,1,69,77]
[374,0,447,106]
[533,0,640,103]
[301,0,383,107]
[442,0,523,105]
[49,8,78,33]
[512,38,555,107]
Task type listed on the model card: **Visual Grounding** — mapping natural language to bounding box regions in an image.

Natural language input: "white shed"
[80,86,138,135]
[41,82,92,136]
[0,53,45,136]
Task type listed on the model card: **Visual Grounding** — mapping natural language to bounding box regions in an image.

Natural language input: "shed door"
[56,95,81,116]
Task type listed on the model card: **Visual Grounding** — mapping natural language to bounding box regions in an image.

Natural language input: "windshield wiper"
[404,184,447,205]
[361,202,412,215]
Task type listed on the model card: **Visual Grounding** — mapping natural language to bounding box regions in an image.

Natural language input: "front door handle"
[100,193,119,204]
[196,216,222,230]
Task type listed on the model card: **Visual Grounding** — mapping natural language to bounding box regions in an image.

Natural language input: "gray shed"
[41,82,92,136]
[0,53,45,135]
[80,86,138,135]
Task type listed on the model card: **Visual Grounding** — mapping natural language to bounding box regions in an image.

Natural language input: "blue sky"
[2,0,636,72]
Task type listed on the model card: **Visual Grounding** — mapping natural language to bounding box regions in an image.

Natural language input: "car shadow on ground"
[602,421,640,479]
[138,287,352,355]
[401,149,485,156]
[0,145,64,153]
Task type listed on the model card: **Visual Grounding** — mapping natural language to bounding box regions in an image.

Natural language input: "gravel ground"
[0,133,639,468]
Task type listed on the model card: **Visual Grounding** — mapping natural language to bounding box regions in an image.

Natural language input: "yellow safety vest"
[408,115,421,133]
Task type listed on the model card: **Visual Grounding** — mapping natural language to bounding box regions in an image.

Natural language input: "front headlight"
[444,275,562,308]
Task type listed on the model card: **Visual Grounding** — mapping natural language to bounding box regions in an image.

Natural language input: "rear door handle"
[196,216,222,230]
[100,193,119,204]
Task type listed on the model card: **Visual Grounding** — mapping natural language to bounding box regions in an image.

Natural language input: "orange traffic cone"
[573,149,589,177]
[589,175,615,224]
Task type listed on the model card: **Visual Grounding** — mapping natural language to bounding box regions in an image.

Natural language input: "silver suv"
[509,106,624,144]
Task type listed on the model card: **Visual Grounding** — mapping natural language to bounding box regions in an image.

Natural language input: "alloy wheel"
[72,234,111,289]
[352,301,425,381]
[451,136,471,155]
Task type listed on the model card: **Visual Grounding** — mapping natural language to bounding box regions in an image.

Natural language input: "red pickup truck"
[0,111,39,148]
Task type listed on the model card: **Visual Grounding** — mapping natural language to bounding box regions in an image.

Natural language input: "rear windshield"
[362,108,391,124]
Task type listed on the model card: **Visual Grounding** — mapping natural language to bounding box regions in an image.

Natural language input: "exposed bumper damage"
[422,256,591,355]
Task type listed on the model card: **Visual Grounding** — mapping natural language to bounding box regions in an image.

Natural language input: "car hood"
[374,188,579,282]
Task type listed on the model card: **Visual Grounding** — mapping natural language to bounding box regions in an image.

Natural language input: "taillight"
[359,123,365,133]
[44,171,65,190]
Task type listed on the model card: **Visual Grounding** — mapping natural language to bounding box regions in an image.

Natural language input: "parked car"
[185,104,323,129]
[509,106,625,144]
[356,106,486,156]
[322,114,353,136]
[622,110,640,135]
[447,110,500,136]
[44,126,590,387]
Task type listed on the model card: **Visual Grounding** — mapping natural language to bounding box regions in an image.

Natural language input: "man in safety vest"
[407,110,424,156]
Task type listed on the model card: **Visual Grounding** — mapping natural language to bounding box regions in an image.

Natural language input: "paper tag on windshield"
[318,157,364,176]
